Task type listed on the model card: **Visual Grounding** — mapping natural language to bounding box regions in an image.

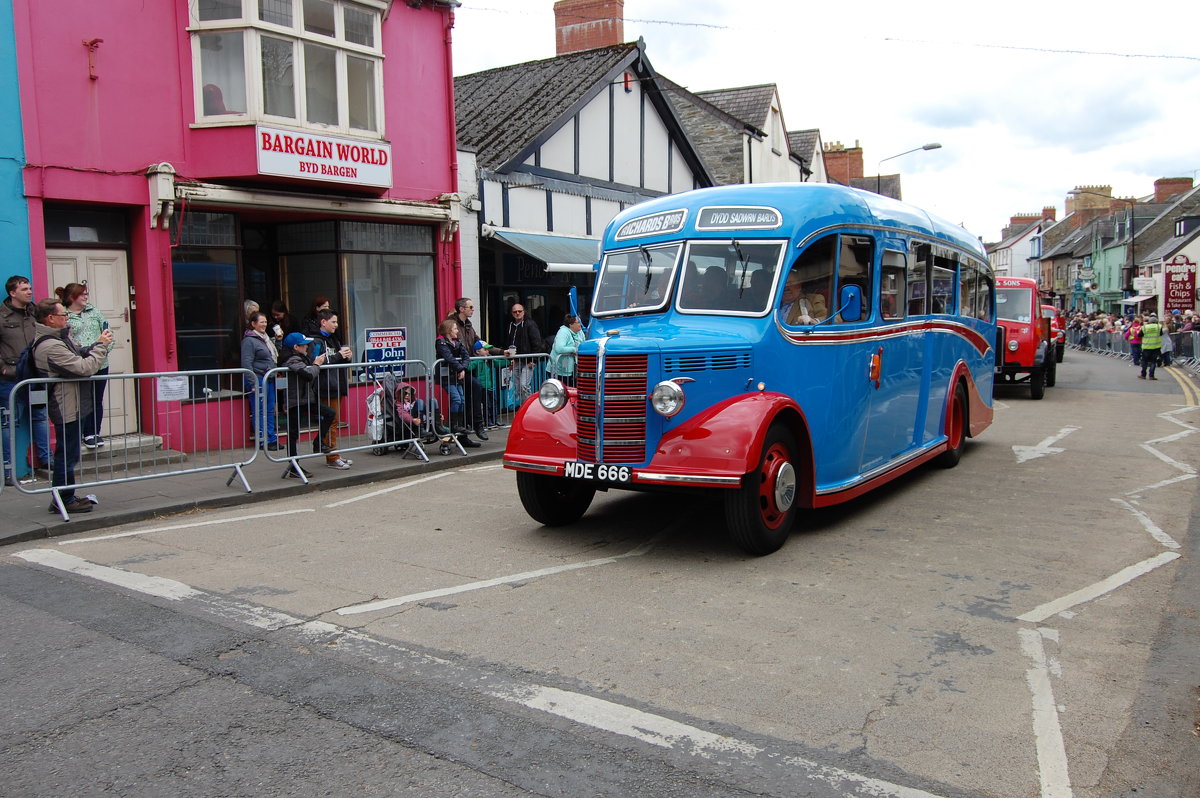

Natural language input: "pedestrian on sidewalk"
[1139,315,1162,380]
[1,275,51,485]
[310,309,353,470]
[241,310,280,451]
[60,282,110,450]
[32,298,113,514]
[279,332,335,479]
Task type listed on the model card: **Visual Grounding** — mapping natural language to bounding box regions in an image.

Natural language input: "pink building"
[14,0,462,448]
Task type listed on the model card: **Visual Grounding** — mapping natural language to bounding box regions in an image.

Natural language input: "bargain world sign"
[256,126,392,188]
[1164,255,1196,314]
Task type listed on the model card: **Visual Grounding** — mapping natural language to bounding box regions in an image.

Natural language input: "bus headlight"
[1008,340,1019,352]
[650,380,686,417]
[538,378,568,413]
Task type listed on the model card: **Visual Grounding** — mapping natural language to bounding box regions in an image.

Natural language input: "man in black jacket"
[310,309,353,469]
[1,275,51,485]
[506,303,543,404]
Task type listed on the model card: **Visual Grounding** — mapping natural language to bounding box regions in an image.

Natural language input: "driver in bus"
[780,271,827,324]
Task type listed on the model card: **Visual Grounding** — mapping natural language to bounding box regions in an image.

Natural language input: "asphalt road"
[2,349,1197,798]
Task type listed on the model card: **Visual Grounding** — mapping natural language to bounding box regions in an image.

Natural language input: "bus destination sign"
[695,206,783,231]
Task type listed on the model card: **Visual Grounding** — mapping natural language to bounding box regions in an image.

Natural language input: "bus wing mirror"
[839,284,864,322]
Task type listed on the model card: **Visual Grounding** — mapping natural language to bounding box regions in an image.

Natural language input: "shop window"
[190,0,384,134]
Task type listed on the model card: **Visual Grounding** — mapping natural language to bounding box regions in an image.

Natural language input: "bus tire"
[937,384,968,468]
[725,425,799,556]
[1030,368,1046,399]
[516,471,596,527]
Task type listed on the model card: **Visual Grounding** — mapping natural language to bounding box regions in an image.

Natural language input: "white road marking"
[58,509,315,545]
[1012,426,1079,464]
[1016,552,1181,623]
[1138,442,1197,475]
[336,534,664,616]
[1109,498,1181,549]
[15,549,200,601]
[324,471,453,507]
[1019,628,1073,798]
[10,549,948,797]
[490,684,948,798]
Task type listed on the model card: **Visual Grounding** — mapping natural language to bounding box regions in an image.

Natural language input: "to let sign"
[256,125,392,188]
[363,327,407,377]
[1164,255,1196,314]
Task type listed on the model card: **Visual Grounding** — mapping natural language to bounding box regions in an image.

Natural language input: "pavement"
[0,429,508,548]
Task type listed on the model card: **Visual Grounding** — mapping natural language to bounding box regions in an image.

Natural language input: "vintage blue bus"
[503,183,996,555]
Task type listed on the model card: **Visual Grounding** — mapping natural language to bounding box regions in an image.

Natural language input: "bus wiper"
[639,246,653,293]
[732,240,749,296]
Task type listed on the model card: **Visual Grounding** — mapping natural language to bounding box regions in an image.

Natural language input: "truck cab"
[995,277,1054,398]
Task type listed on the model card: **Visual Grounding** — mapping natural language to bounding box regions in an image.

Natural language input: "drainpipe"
[442,6,462,310]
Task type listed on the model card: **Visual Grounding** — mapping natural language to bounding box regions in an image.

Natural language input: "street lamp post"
[1069,189,1137,301]
[876,142,942,196]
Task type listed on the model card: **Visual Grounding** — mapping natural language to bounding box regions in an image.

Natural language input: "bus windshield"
[996,287,1034,322]
[593,243,681,314]
[677,241,784,314]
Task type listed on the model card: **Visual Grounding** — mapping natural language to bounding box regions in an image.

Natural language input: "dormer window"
[191,0,384,135]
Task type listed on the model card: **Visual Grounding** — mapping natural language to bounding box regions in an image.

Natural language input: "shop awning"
[1119,294,1156,304]
[490,230,599,273]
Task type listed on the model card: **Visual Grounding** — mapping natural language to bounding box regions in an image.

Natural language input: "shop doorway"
[46,249,135,436]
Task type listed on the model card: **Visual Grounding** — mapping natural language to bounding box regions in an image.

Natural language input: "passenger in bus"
[698,267,729,308]
[780,271,826,325]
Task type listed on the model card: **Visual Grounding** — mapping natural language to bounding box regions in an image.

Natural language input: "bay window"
[191,0,384,135]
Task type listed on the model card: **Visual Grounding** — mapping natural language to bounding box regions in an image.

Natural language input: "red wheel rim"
[757,442,795,530]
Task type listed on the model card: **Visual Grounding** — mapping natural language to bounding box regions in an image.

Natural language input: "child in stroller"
[367,373,457,457]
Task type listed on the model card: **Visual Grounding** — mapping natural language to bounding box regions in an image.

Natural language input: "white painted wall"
[612,84,642,187]
[552,193,588,236]
[577,93,610,180]
[540,116,575,172]
[456,149,480,297]
[508,186,548,230]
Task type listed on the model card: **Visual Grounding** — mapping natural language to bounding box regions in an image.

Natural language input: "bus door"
[861,247,924,470]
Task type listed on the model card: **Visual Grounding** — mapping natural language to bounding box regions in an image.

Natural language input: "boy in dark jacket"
[279,332,336,478]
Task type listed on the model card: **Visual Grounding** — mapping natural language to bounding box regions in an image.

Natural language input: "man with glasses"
[446,297,497,441]
[32,298,112,514]
[0,275,51,485]
[506,303,544,404]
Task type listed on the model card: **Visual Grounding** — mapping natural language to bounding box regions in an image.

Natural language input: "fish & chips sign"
[1164,255,1196,314]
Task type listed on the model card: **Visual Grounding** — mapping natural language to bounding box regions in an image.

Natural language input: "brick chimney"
[1154,177,1193,203]
[1041,206,1057,222]
[554,0,624,55]
[823,140,864,185]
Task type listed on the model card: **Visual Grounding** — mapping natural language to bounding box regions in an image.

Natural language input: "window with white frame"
[191,0,384,135]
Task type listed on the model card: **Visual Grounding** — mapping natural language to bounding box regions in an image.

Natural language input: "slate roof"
[787,129,819,161]
[851,175,902,200]
[455,42,641,172]
[694,84,777,128]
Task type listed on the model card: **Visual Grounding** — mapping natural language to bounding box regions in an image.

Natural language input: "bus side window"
[780,236,835,325]
[881,251,906,320]
[908,245,929,315]
[836,235,873,323]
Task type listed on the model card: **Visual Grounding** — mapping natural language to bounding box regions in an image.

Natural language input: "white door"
[46,249,135,437]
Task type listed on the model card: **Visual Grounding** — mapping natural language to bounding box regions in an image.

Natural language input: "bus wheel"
[1030,368,1046,400]
[516,471,596,526]
[726,425,799,556]
[937,384,968,468]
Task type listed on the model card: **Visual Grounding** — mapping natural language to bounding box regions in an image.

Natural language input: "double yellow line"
[1161,364,1200,406]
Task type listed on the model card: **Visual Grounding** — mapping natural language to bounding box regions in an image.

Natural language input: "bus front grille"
[575,354,647,463]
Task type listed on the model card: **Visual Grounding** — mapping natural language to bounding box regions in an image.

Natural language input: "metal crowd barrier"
[5,368,259,519]
[259,359,474,483]
[430,352,549,442]
[1,352,558,511]
[1066,328,1200,374]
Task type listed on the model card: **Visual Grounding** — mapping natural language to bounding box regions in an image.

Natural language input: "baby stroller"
[366,372,457,457]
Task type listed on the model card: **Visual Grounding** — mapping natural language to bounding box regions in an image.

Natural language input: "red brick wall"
[554,0,625,54]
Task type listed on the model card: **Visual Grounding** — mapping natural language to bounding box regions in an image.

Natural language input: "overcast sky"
[450,1,1200,242]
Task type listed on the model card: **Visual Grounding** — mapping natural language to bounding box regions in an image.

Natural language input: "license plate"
[563,461,631,483]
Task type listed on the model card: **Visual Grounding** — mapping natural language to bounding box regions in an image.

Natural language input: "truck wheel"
[1045,358,1057,388]
[936,384,967,468]
[1030,368,1046,400]
[516,471,596,526]
[725,425,799,556]
[1056,342,1065,363]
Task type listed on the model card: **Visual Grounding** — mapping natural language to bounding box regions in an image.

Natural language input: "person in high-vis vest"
[1139,315,1162,380]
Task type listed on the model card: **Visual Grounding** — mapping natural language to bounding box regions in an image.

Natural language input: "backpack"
[13,336,49,382]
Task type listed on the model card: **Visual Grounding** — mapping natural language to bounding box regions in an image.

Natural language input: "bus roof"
[603,183,988,265]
